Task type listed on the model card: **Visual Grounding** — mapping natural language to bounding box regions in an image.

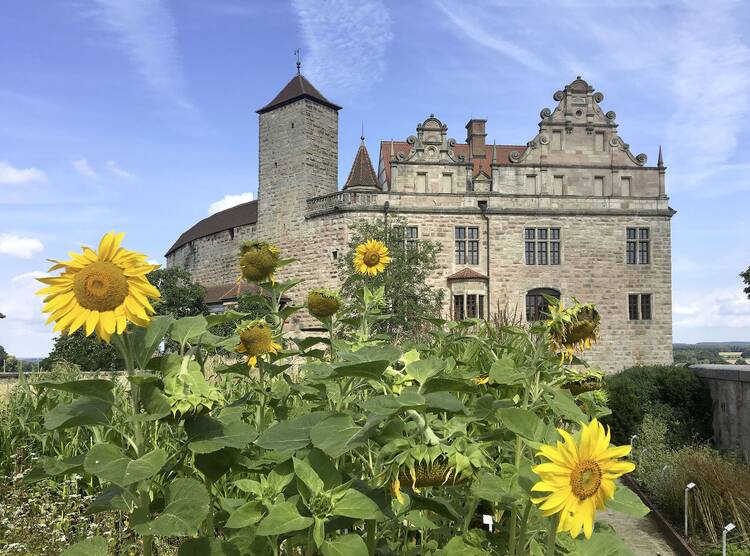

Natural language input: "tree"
[0,344,8,368]
[742,265,750,299]
[339,217,444,338]
[741,349,750,359]
[41,331,122,373]
[147,267,207,318]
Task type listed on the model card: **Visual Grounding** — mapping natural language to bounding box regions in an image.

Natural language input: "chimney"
[466,118,487,158]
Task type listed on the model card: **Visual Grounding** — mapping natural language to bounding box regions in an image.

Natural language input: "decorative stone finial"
[657,145,664,168]
[294,48,301,74]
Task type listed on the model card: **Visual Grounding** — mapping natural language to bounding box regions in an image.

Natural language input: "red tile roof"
[165,200,257,256]
[343,140,379,190]
[378,141,526,187]
[203,281,257,304]
[446,268,488,281]
[257,74,342,114]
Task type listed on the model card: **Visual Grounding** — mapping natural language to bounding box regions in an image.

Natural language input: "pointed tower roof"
[343,137,379,190]
[257,73,342,114]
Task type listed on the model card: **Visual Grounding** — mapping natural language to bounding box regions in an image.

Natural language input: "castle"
[166,70,674,372]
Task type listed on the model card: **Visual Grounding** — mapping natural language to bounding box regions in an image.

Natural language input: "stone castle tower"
[256,70,341,250]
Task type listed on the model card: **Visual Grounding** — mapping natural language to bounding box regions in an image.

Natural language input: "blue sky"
[1,0,749,357]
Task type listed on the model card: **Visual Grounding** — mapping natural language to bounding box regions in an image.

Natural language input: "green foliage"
[672,346,726,366]
[632,413,750,547]
[41,330,122,373]
[741,264,750,300]
[603,365,713,445]
[339,217,444,338]
[2,261,644,554]
[0,343,9,367]
[148,267,207,318]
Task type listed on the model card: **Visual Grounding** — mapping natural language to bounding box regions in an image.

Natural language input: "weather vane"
[294,48,301,74]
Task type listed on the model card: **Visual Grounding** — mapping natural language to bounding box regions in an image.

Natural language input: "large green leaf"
[178,537,240,556]
[544,388,587,422]
[470,472,516,505]
[134,478,209,537]
[61,536,108,556]
[321,534,368,556]
[44,397,111,430]
[489,357,524,385]
[170,315,209,347]
[497,408,545,441]
[293,457,324,494]
[195,447,240,482]
[436,537,486,555]
[330,359,390,380]
[35,379,115,402]
[186,415,256,454]
[127,314,174,369]
[421,378,475,395]
[333,488,380,519]
[361,391,425,416]
[86,485,137,514]
[606,486,649,517]
[205,309,248,328]
[423,392,464,413]
[256,501,314,536]
[225,500,265,529]
[310,415,363,458]
[409,493,461,522]
[569,529,634,555]
[405,357,444,384]
[84,444,166,487]
[255,412,329,451]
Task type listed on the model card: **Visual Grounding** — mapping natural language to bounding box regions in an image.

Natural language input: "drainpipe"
[383,201,390,241]
[478,200,490,318]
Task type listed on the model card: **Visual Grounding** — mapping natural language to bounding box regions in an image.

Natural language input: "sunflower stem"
[366,519,377,556]
[517,498,533,556]
[546,515,557,555]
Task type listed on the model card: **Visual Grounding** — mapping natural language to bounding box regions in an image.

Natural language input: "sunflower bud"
[239,241,280,283]
[235,320,282,367]
[306,288,340,319]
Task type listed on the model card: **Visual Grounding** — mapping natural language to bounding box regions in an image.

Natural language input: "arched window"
[525,288,560,322]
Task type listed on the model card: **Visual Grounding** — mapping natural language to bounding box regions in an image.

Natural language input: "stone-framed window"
[453,293,485,320]
[628,293,652,321]
[525,227,561,265]
[404,226,418,250]
[626,227,650,264]
[594,176,604,196]
[526,288,560,322]
[455,226,479,265]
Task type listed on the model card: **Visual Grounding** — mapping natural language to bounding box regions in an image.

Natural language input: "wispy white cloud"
[666,1,750,188]
[0,271,54,358]
[0,234,44,259]
[106,160,135,179]
[292,0,393,97]
[674,288,750,329]
[435,0,551,74]
[0,160,47,185]
[72,158,98,179]
[86,0,191,108]
[208,192,254,215]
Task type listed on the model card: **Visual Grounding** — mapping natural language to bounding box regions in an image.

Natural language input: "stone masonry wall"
[166,223,256,287]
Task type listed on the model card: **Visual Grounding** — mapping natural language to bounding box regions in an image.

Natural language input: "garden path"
[598,507,677,556]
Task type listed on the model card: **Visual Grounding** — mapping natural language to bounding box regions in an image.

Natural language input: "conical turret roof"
[343,138,379,190]
[256,73,341,114]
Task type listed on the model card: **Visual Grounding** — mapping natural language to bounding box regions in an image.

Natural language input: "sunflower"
[307,288,340,319]
[36,231,160,343]
[239,241,281,283]
[235,320,282,367]
[353,239,391,276]
[531,419,635,539]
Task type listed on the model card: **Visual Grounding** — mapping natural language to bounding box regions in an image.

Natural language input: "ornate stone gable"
[508,76,648,168]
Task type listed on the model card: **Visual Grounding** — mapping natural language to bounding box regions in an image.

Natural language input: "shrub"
[603,365,713,445]
[661,446,750,545]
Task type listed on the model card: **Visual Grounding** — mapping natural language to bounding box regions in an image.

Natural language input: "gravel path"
[598,507,678,556]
